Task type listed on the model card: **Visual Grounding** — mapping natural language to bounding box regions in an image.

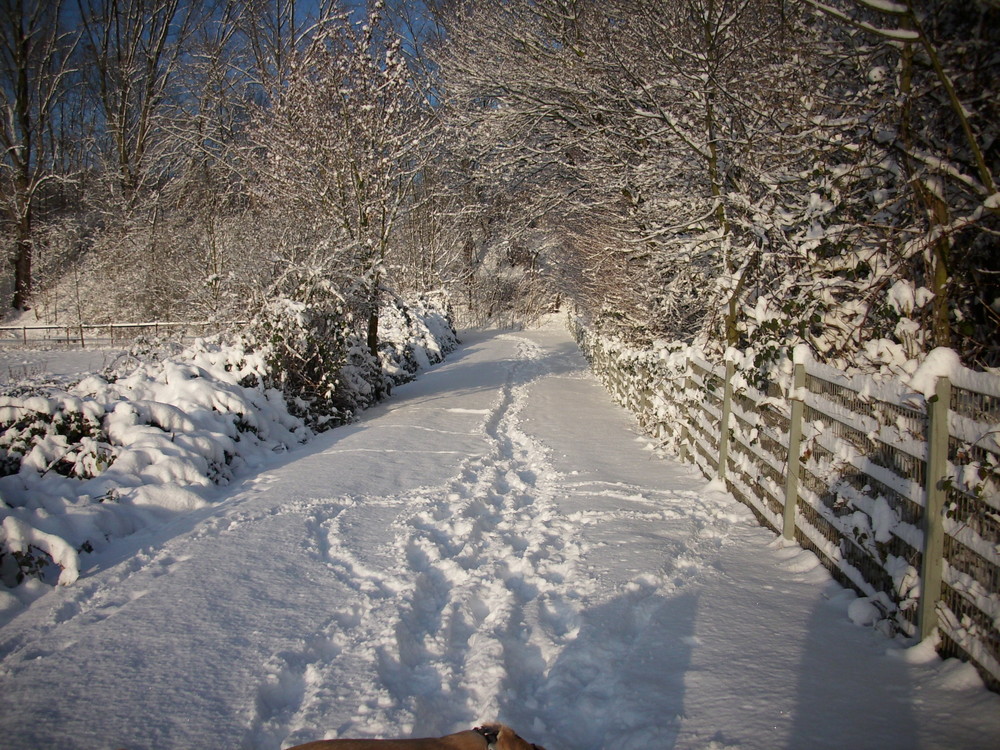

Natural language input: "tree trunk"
[927,194,952,350]
[898,29,951,350]
[366,292,383,399]
[11,212,32,310]
[367,302,379,361]
[723,251,760,347]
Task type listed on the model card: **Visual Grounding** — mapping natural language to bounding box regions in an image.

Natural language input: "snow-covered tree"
[429,0,997,370]
[732,0,999,374]
[251,3,428,363]
[433,0,800,339]
[0,0,76,310]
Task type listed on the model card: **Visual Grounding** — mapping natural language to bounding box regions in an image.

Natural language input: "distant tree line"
[1,0,438,338]
[2,0,997,372]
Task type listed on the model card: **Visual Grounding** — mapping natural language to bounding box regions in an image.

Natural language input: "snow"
[0,348,124,386]
[0,340,308,594]
[2,516,81,586]
[1,324,999,749]
[792,342,811,366]
[856,0,908,13]
[907,347,962,399]
[887,280,933,317]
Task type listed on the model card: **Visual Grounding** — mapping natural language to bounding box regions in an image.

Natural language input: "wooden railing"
[569,316,1000,691]
[0,321,215,348]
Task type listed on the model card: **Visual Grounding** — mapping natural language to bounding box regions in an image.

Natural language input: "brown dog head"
[474,724,546,750]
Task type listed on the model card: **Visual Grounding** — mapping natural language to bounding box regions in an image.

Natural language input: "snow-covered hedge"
[0,294,458,591]
[379,291,460,385]
[252,286,459,430]
[0,341,302,588]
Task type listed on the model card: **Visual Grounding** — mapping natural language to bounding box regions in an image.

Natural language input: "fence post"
[783,362,806,540]
[718,359,736,482]
[677,358,692,462]
[919,375,950,641]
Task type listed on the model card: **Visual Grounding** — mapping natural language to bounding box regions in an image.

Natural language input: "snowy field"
[0,347,124,386]
[1,323,999,749]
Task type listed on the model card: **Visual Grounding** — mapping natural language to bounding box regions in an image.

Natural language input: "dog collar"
[474,726,500,749]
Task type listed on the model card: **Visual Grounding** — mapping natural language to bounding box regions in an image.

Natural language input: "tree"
[737,0,1000,371]
[0,0,76,310]
[234,0,336,103]
[433,0,797,339]
[75,0,202,207]
[431,0,997,370]
[252,3,428,362]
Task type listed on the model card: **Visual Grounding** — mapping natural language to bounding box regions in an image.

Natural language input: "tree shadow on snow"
[500,591,699,750]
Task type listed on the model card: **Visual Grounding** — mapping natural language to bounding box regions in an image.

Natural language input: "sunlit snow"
[1,322,998,750]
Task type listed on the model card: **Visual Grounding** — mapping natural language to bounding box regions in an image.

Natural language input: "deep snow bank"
[0,295,458,594]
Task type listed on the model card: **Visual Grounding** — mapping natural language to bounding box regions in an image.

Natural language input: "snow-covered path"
[1,326,998,750]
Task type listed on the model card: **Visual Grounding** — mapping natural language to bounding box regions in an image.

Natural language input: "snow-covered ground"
[1,323,998,750]
[0,347,124,386]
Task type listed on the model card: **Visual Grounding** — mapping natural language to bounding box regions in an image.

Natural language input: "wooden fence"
[0,322,214,349]
[569,317,1000,691]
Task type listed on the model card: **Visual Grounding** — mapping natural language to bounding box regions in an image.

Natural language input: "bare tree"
[234,0,337,103]
[74,0,201,207]
[0,0,76,310]
[252,3,429,359]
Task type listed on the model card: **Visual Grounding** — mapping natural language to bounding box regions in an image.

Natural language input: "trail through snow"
[1,325,998,750]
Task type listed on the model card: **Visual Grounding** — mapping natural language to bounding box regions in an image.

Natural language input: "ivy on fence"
[569,316,1000,692]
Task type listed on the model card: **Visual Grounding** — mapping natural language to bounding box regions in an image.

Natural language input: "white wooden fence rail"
[569,316,1000,691]
[0,322,214,348]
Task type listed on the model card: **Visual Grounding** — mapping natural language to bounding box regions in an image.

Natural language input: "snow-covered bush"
[250,280,459,430]
[0,340,307,588]
[250,284,360,430]
[0,292,458,590]
[379,291,460,386]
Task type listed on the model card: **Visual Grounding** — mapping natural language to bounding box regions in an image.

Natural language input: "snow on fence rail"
[568,316,1000,691]
[0,322,220,348]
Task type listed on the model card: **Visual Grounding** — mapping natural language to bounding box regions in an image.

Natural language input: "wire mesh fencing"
[569,315,1000,691]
